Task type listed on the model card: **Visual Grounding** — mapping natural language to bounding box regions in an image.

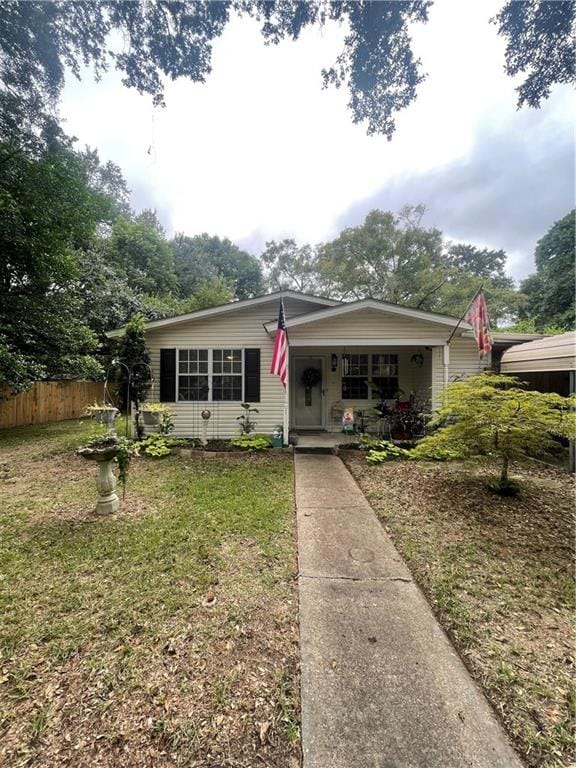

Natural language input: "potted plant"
[138,402,172,428]
[84,402,120,429]
[271,425,284,448]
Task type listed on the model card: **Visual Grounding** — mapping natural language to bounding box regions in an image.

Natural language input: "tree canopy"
[520,210,576,331]
[1,0,573,143]
[261,206,524,326]
[172,233,263,300]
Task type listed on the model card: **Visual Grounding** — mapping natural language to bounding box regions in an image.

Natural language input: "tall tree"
[520,211,575,331]
[171,233,262,300]
[261,239,327,294]
[106,212,178,295]
[319,206,445,304]
[0,140,114,390]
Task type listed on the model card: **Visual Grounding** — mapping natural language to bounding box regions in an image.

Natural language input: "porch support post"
[442,344,450,389]
[283,353,290,445]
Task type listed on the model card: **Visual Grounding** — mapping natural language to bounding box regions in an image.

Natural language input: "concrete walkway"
[295,454,523,768]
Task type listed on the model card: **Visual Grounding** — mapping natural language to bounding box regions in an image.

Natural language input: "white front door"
[293,357,324,429]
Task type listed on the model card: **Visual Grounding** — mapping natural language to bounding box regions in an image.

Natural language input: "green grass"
[0,419,299,766]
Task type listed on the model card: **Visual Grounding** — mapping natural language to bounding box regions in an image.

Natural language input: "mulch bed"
[344,455,575,768]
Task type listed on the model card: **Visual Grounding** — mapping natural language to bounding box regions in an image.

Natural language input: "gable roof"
[262,297,472,333]
[106,290,341,338]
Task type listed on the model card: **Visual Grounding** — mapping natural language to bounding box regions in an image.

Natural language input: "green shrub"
[139,433,185,457]
[409,444,465,461]
[366,441,411,464]
[231,434,271,451]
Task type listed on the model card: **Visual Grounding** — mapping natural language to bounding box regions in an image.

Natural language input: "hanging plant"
[301,367,322,389]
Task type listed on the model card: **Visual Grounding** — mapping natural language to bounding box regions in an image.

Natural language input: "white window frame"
[176,348,244,403]
[341,353,400,401]
[370,353,399,399]
[341,353,370,400]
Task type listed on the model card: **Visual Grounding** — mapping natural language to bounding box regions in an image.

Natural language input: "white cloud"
[60,0,573,277]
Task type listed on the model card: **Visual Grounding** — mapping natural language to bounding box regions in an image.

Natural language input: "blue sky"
[60,0,574,281]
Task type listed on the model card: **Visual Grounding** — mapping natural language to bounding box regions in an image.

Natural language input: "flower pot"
[271,435,283,449]
[90,408,119,428]
[141,410,162,426]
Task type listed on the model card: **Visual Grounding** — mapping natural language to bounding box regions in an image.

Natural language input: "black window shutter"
[160,349,176,402]
[244,348,260,403]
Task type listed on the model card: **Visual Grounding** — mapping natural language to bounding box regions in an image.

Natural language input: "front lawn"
[0,420,299,768]
[345,456,575,768]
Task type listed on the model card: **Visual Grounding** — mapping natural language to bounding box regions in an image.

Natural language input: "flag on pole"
[466,290,492,357]
[270,299,288,388]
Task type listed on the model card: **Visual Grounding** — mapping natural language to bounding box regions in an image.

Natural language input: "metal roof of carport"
[500,331,576,373]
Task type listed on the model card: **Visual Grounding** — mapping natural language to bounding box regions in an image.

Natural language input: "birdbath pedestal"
[78,445,120,515]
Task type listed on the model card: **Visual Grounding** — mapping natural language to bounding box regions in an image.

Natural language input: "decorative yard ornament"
[201,409,211,446]
[78,438,121,515]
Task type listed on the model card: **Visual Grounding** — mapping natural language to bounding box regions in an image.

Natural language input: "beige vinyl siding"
[431,338,491,408]
[144,299,312,439]
[288,308,452,343]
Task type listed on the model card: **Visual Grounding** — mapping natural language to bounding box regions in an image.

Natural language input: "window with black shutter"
[159,349,176,402]
[244,348,261,403]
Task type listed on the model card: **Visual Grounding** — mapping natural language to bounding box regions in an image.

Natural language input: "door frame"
[290,355,326,430]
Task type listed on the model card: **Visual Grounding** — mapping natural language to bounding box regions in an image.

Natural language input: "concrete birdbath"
[77,441,120,515]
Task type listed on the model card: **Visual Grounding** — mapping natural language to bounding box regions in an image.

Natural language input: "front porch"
[288,346,434,436]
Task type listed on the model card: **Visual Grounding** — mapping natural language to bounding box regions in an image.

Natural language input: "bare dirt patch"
[344,456,575,768]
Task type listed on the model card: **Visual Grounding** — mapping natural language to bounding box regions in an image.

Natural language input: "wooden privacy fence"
[0,380,107,429]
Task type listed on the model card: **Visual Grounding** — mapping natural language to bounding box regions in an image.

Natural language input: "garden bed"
[0,420,300,768]
[344,455,575,768]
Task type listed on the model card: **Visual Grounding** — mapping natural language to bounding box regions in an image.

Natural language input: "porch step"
[293,445,336,455]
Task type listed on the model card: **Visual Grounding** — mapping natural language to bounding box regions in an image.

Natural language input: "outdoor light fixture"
[331,353,338,372]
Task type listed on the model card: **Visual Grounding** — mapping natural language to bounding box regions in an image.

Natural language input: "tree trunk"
[500,454,509,484]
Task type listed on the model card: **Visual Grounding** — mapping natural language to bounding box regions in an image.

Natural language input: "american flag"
[466,290,493,357]
[270,299,288,388]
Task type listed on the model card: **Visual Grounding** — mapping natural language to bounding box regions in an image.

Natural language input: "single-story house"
[107,290,539,443]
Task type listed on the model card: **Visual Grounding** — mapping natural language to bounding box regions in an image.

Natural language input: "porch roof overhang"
[287,337,448,347]
[263,298,473,335]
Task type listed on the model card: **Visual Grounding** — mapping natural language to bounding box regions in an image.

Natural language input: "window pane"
[213,374,242,401]
[178,375,209,401]
[342,378,369,399]
[371,377,399,400]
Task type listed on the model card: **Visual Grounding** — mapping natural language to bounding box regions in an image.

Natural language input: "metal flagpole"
[283,331,290,445]
[445,283,483,347]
